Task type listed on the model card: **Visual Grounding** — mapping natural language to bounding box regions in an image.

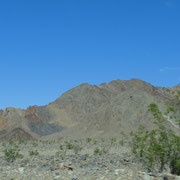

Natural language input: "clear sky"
[0,0,180,109]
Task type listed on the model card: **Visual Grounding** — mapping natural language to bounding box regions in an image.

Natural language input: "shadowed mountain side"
[0,79,179,140]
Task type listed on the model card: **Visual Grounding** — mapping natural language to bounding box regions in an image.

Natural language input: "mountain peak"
[0,79,179,140]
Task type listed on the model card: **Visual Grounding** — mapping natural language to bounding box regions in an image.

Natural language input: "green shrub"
[166,88,171,93]
[32,142,38,147]
[29,150,39,156]
[86,138,92,143]
[177,90,180,98]
[130,103,180,175]
[148,103,159,112]
[148,103,164,123]
[101,138,105,142]
[94,147,108,155]
[59,144,63,150]
[131,107,180,175]
[167,106,176,113]
[55,149,67,160]
[176,118,180,127]
[110,137,116,144]
[2,141,6,147]
[93,139,97,145]
[18,140,25,145]
[4,148,23,162]
[119,139,124,146]
[73,145,82,154]
[8,140,15,146]
[65,142,73,149]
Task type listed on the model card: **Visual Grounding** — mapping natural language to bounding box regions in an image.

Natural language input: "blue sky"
[0,0,180,109]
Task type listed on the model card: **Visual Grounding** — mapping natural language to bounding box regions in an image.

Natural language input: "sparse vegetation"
[166,106,176,113]
[59,144,64,150]
[8,140,15,146]
[4,148,23,162]
[165,88,171,93]
[86,138,92,143]
[18,140,26,145]
[176,118,180,127]
[101,138,105,142]
[93,139,97,145]
[29,150,39,156]
[94,147,109,155]
[2,141,6,147]
[130,103,180,175]
[119,139,124,146]
[32,142,38,147]
[177,90,180,98]
[110,137,116,144]
[163,104,180,126]
[131,126,180,175]
[72,144,82,154]
[148,103,163,122]
[65,142,73,149]
[55,147,67,160]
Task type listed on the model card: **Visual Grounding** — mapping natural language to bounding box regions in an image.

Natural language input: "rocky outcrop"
[25,106,43,123]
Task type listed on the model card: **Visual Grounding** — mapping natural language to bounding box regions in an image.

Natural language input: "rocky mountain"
[0,79,180,140]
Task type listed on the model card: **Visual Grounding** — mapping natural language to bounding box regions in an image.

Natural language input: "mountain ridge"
[0,79,180,140]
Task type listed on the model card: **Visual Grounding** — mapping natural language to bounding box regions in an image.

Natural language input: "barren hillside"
[0,79,179,140]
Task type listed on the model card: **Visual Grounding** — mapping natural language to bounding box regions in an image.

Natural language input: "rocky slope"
[0,79,180,140]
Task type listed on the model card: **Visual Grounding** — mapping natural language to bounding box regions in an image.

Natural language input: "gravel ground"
[0,138,179,180]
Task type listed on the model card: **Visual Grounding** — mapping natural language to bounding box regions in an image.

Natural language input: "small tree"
[131,103,180,175]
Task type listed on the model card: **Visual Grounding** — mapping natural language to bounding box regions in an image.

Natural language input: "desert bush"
[94,147,108,155]
[110,137,116,144]
[177,90,180,98]
[101,138,105,142]
[148,103,164,123]
[131,126,180,175]
[32,142,38,147]
[166,88,171,93]
[93,139,97,145]
[2,141,6,147]
[176,118,180,127]
[167,106,176,113]
[4,148,23,162]
[29,150,39,156]
[119,139,124,146]
[73,144,82,154]
[86,138,92,143]
[56,148,67,160]
[59,144,64,150]
[131,103,180,175]
[94,147,101,155]
[65,142,73,149]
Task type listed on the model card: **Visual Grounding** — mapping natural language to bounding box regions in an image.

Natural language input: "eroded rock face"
[25,105,63,136]
[0,110,8,128]
[0,117,8,127]
[25,106,43,123]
